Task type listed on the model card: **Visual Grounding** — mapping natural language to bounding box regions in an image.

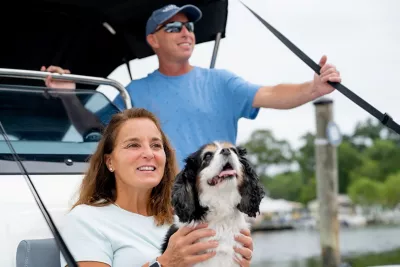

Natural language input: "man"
[42,4,341,169]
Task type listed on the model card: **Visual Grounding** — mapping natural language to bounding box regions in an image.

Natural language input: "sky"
[104,0,400,150]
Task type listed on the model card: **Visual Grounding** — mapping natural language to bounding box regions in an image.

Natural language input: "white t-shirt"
[59,204,170,267]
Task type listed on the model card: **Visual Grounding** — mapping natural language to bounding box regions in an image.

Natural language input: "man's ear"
[146,34,160,49]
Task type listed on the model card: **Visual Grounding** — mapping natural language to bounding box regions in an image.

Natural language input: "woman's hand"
[157,223,218,267]
[233,229,253,267]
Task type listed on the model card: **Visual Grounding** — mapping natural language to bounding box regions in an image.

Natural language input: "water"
[251,225,400,266]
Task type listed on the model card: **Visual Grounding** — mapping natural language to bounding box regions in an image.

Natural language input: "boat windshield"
[0,84,121,174]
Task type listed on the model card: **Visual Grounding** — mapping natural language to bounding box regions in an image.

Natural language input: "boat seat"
[16,238,60,267]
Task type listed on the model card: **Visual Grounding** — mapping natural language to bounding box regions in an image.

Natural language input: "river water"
[251,225,400,266]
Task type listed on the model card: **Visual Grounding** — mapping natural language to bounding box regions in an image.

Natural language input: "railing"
[0,68,132,109]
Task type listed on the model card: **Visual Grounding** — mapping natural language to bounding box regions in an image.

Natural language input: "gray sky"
[105,0,400,150]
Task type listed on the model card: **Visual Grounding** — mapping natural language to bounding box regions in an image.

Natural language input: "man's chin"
[176,48,193,57]
[176,53,192,62]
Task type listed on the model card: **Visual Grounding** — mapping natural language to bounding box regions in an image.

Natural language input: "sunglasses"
[154,21,195,33]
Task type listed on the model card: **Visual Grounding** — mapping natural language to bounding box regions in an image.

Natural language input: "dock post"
[314,97,341,267]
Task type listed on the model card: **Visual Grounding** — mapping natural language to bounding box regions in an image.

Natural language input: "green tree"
[364,139,400,180]
[241,129,293,176]
[352,118,384,142]
[349,139,400,183]
[352,117,400,148]
[295,132,315,184]
[295,134,363,194]
[264,172,302,202]
[348,178,384,206]
[349,159,381,182]
[241,117,400,203]
[337,141,364,193]
[299,176,316,204]
[383,172,400,208]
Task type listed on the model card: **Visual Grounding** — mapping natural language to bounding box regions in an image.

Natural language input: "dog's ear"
[172,154,207,223]
[236,146,266,218]
[237,146,248,157]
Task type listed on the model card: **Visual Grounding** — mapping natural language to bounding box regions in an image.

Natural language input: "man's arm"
[59,94,104,135]
[252,55,341,109]
[41,65,105,135]
[253,81,316,109]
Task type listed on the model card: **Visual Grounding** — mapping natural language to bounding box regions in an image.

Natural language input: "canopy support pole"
[124,58,133,81]
[210,32,222,69]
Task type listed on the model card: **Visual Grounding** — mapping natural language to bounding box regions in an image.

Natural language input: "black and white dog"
[161,141,265,266]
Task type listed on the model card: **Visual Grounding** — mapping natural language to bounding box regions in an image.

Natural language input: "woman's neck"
[114,187,152,216]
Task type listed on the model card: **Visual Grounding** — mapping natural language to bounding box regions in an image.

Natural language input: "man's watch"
[149,258,161,267]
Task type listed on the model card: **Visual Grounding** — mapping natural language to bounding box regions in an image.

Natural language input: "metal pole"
[314,97,340,267]
[0,68,132,109]
[210,32,222,69]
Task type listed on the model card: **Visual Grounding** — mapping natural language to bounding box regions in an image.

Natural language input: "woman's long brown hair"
[71,108,178,225]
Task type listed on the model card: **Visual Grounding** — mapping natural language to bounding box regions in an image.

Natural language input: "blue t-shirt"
[105,67,260,169]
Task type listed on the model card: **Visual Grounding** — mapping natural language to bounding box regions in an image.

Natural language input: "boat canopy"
[0,0,228,79]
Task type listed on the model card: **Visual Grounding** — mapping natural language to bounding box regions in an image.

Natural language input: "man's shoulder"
[126,71,155,85]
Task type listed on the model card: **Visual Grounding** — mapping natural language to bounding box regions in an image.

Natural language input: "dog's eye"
[203,152,213,160]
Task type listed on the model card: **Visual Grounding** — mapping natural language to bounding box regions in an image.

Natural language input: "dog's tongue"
[219,169,237,177]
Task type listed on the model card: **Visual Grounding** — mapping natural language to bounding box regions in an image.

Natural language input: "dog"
[160,141,265,267]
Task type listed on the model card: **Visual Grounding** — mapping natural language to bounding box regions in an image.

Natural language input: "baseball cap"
[146,4,202,36]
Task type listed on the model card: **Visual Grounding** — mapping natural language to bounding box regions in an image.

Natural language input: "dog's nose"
[220,148,231,156]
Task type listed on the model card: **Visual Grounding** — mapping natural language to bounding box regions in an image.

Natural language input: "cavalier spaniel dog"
[160,141,265,267]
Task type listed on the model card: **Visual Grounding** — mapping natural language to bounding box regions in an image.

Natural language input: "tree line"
[240,117,400,208]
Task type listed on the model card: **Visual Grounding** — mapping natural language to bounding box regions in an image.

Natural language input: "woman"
[60,108,254,267]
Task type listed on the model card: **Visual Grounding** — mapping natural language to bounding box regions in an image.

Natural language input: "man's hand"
[40,65,76,90]
[253,55,342,109]
[311,55,341,98]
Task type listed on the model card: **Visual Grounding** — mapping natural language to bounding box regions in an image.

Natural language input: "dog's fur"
[160,141,265,267]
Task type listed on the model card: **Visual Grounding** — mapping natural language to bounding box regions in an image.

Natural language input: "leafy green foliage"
[348,178,384,206]
[383,172,400,208]
[241,129,293,175]
[240,117,400,206]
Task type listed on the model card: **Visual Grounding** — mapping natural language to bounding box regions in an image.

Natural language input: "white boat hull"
[0,174,83,267]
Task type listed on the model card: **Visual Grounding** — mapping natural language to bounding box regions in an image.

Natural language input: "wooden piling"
[314,98,340,267]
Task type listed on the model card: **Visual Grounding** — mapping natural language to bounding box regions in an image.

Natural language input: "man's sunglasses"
[154,21,194,33]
